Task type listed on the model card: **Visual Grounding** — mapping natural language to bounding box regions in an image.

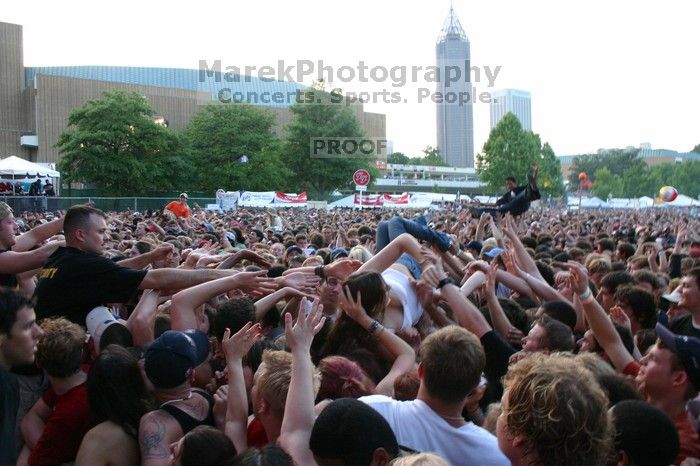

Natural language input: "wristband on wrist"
[579,288,592,301]
[437,276,456,289]
[581,294,596,305]
[368,319,383,336]
[314,265,326,279]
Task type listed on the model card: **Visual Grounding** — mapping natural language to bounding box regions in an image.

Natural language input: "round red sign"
[353,169,370,186]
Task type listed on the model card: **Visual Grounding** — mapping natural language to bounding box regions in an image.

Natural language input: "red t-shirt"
[28,381,91,466]
[622,360,640,377]
[165,201,190,218]
[674,412,700,465]
[247,417,269,448]
[623,361,700,465]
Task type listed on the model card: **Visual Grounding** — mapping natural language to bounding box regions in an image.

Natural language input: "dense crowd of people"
[1,190,700,466]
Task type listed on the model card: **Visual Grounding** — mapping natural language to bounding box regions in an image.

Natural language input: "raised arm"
[502,216,544,280]
[359,233,427,275]
[566,261,634,372]
[0,240,62,274]
[13,216,64,252]
[338,286,416,396]
[474,213,487,242]
[170,271,277,330]
[423,262,491,338]
[221,322,262,453]
[279,299,325,466]
[117,243,174,270]
[254,287,316,322]
[503,249,570,304]
[483,265,518,338]
[126,289,161,347]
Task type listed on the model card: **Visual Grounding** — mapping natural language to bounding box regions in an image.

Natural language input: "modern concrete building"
[0,21,386,165]
[435,7,474,168]
[490,89,532,130]
[377,163,483,194]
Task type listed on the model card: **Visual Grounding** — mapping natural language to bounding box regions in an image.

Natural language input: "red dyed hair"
[316,356,374,401]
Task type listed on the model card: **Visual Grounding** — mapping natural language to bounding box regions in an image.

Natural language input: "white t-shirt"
[360,395,510,466]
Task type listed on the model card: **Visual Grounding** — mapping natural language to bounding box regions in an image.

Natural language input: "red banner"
[354,194,383,206]
[383,192,409,204]
[274,192,307,203]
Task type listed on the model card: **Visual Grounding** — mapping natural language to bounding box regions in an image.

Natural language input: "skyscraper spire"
[437,5,468,43]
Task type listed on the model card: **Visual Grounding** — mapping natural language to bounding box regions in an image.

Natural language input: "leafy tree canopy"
[281,86,379,198]
[183,103,289,192]
[477,113,564,196]
[567,148,643,187]
[56,91,187,195]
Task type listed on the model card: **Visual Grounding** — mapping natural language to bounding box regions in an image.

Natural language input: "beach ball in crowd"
[659,186,678,202]
[578,172,587,181]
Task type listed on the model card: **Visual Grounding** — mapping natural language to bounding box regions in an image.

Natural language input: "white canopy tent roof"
[0,156,60,178]
[656,194,700,207]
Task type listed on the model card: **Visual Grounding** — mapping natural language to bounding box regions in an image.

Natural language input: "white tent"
[0,156,60,177]
[656,194,700,207]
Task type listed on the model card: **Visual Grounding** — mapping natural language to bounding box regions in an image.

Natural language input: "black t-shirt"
[0,367,20,466]
[34,247,147,324]
[480,330,517,406]
[669,314,700,340]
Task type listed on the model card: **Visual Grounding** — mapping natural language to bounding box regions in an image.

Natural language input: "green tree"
[591,167,623,199]
[621,163,655,198]
[539,143,565,197]
[410,146,447,166]
[56,91,187,195]
[672,161,700,198]
[567,148,643,186]
[281,87,379,198]
[183,103,288,192]
[387,152,410,164]
[477,113,563,196]
[692,144,700,154]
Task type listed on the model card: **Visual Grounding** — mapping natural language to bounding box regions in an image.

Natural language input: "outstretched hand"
[281,272,321,294]
[284,297,326,352]
[565,260,589,295]
[221,322,262,362]
[326,259,362,280]
[609,306,632,332]
[233,249,272,269]
[231,270,278,297]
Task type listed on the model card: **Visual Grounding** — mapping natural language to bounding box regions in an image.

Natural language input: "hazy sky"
[4,0,699,157]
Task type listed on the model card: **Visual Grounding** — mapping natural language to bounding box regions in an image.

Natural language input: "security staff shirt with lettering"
[34,246,147,324]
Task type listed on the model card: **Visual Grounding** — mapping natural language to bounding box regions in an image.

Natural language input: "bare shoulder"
[86,421,131,443]
[77,422,139,466]
[139,410,179,460]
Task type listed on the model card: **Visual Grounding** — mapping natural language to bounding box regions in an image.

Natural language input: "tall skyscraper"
[490,89,532,130]
[436,7,474,168]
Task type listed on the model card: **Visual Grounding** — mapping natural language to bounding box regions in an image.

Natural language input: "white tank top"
[382,267,423,331]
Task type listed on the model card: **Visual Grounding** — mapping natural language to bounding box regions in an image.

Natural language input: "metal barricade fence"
[0,196,216,213]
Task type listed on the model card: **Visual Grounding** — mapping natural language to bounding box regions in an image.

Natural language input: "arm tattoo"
[139,415,170,460]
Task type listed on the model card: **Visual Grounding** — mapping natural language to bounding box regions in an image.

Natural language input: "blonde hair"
[348,245,373,263]
[258,350,320,417]
[391,453,450,466]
